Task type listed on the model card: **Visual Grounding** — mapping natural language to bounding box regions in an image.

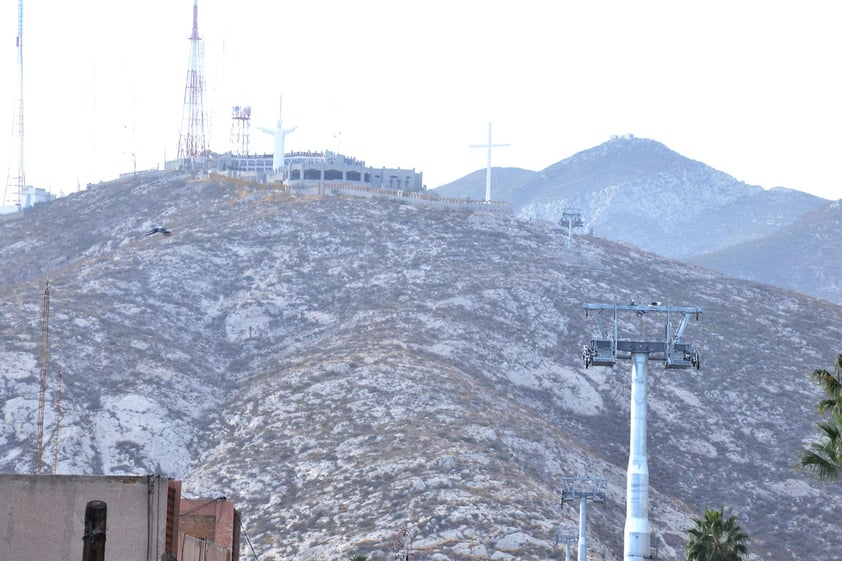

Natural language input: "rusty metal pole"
[35,281,50,473]
[82,500,107,561]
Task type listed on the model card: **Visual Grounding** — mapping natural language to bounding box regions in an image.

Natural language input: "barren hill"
[691,199,842,304]
[433,136,827,261]
[1,173,840,561]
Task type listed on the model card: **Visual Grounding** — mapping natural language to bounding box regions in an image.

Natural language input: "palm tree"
[799,411,842,482]
[799,354,842,482]
[684,507,749,561]
[810,354,842,414]
[349,554,368,561]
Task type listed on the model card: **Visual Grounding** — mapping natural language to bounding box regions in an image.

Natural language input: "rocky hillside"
[434,167,536,203]
[433,135,838,304]
[690,199,842,305]
[1,173,841,561]
[433,136,827,261]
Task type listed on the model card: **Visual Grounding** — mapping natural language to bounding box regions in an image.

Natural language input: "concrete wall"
[0,474,173,561]
[291,181,512,213]
[179,497,239,561]
[180,534,231,561]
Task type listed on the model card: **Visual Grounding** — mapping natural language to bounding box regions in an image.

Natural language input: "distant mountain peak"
[556,135,694,174]
[605,133,668,148]
[433,136,830,292]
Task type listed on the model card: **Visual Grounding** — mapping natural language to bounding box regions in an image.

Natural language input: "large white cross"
[470,122,510,202]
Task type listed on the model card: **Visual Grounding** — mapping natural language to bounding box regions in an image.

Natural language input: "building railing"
[292,181,510,211]
[205,174,509,212]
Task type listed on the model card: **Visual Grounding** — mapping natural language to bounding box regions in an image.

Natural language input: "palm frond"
[810,355,842,414]
[799,447,841,482]
[684,507,749,561]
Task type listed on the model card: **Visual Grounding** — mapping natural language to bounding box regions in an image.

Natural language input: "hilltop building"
[0,185,56,214]
[168,93,423,189]
[21,185,55,208]
[215,150,424,191]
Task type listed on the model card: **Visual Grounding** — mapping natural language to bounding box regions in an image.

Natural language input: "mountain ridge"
[432,135,838,303]
[690,199,842,303]
[434,136,828,259]
[1,174,840,561]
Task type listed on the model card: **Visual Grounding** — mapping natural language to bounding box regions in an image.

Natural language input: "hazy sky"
[2,0,840,200]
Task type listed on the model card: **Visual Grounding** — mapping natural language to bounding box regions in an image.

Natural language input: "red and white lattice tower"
[230,105,251,156]
[4,0,25,210]
[176,0,208,167]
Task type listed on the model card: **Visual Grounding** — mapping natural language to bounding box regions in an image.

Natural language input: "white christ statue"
[260,97,296,173]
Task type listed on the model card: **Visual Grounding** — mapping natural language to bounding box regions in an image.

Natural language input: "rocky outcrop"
[1,174,840,560]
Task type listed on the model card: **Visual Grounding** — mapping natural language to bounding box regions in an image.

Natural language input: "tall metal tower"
[230,105,251,156]
[176,0,208,168]
[581,302,702,561]
[561,476,606,561]
[4,0,25,210]
[51,365,63,474]
[35,281,50,474]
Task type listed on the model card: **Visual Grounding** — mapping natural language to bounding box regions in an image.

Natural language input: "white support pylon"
[624,351,651,560]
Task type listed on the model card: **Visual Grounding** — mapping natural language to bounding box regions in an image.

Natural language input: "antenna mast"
[52,365,63,474]
[35,281,50,473]
[230,105,251,156]
[176,0,208,168]
[4,0,25,210]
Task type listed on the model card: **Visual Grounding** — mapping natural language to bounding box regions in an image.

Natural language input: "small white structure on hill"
[259,96,296,174]
[0,185,55,214]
